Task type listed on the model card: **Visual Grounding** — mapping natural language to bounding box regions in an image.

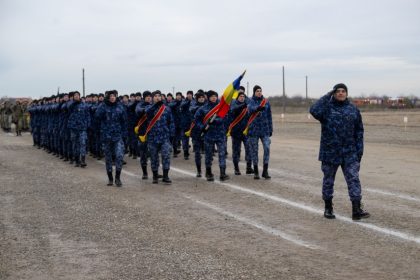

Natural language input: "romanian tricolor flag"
[216,70,246,118]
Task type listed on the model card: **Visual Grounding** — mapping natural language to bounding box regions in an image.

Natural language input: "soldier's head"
[253,85,262,98]
[98,93,104,102]
[143,91,152,103]
[152,90,162,103]
[207,90,218,103]
[86,94,93,102]
[176,92,183,101]
[195,92,205,104]
[237,91,246,103]
[333,83,348,102]
[105,90,118,103]
[130,93,136,102]
[135,92,142,101]
[92,94,98,102]
[186,90,194,100]
[73,91,81,102]
[238,86,245,96]
[166,93,173,102]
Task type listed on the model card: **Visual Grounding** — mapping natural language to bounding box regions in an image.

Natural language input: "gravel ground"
[1,112,419,279]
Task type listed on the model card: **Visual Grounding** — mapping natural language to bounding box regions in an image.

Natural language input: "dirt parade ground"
[1,111,419,280]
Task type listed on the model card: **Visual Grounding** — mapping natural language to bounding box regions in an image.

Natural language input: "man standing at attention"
[310,83,370,220]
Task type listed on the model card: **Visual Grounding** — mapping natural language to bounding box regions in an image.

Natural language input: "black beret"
[253,85,261,94]
[143,91,152,99]
[206,90,218,98]
[333,83,348,93]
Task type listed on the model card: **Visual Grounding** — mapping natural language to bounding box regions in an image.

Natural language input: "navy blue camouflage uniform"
[95,100,128,173]
[194,100,227,169]
[189,99,206,171]
[145,102,175,172]
[228,98,252,167]
[135,100,151,168]
[310,91,364,202]
[247,95,273,165]
[68,100,90,162]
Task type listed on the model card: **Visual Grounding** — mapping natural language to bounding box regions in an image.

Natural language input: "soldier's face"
[209,95,217,103]
[176,95,182,101]
[109,94,117,103]
[167,96,173,102]
[237,95,245,102]
[153,95,162,103]
[334,88,347,101]
[93,97,98,102]
[197,96,205,103]
[187,94,193,100]
[64,96,69,102]
[74,94,81,102]
[254,89,262,97]
[99,97,104,101]
[135,96,141,101]
[145,96,152,103]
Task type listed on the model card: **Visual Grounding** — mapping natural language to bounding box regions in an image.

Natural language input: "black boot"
[152,171,159,184]
[107,171,113,186]
[75,157,80,167]
[246,162,253,175]
[80,156,87,168]
[220,167,230,181]
[162,169,172,184]
[184,151,189,160]
[132,154,137,160]
[173,148,178,158]
[262,164,271,179]
[206,167,214,182]
[196,164,202,178]
[253,165,260,180]
[352,200,370,220]
[324,199,336,219]
[115,170,122,187]
[141,165,148,180]
[234,162,241,175]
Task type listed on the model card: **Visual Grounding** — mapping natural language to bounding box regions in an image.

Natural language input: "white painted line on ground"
[171,167,420,245]
[365,188,420,203]
[183,195,321,250]
[233,160,420,203]
[95,159,420,245]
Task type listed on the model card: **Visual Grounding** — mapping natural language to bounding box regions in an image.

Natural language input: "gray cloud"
[1,0,420,98]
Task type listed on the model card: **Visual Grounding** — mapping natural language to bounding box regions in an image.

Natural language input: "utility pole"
[172,86,175,95]
[282,66,286,114]
[246,81,249,97]
[305,75,308,102]
[57,87,60,95]
[82,68,85,98]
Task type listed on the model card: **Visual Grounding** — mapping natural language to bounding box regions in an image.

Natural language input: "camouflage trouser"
[182,133,190,155]
[192,136,204,167]
[231,135,251,165]
[248,135,271,165]
[70,130,87,159]
[138,140,149,166]
[173,127,182,151]
[205,137,226,169]
[321,161,362,202]
[148,140,172,172]
[103,139,124,173]
[129,129,138,156]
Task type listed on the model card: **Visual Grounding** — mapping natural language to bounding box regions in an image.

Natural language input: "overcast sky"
[1,0,420,98]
